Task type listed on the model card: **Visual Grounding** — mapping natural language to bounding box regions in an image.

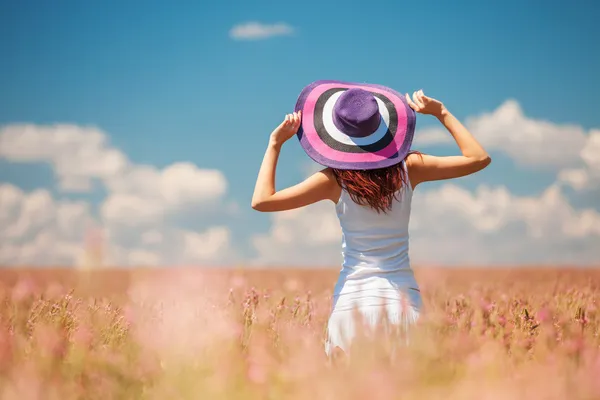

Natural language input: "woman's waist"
[341,243,410,267]
[340,252,412,276]
[331,279,422,312]
[333,269,419,295]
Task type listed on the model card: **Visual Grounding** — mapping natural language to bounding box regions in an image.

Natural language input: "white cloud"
[252,201,342,266]
[0,124,128,192]
[107,246,162,267]
[105,226,234,267]
[141,230,163,246]
[558,129,600,191]
[558,169,589,191]
[4,100,599,267]
[252,182,600,266]
[411,126,452,146]
[102,162,227,228]
[229,22,294,40]
[0,123,234,267]
[0,184,92,266]
[182,226,231,263]
[409,183,600,265]
[99,161,229,266]
[581,129,600,170]
[1,232,86,267]
[101,194,165,229]
[0,123,228,199]
[412,100,590,169]
[99,167,233,266]
[0,182,235,267]
[105,162,226,205]
[126,249,162,267]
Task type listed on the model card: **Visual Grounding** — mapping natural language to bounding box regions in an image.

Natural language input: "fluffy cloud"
[253,101,600,266]
[181,227,231,264]
[412,100,590,169]
[0,123,233,267]
[229,22,294,40]
[0,182,235,267]
[102,162,227,227]
[0,184,92,266]
[3,98,599,267]
[252,182,600,267]
[104,163,226,204]
[558,129,600,191]
[100,161,230,266]
[105,226,234,267]
[0,124,128,192]
[409,184,600,265]
[252,201,342,266]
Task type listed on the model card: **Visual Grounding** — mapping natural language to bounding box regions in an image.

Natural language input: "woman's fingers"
[291,112,298,128]
[283,112,301,131]
[418,89,428,105]
[414,91,425,108]
[405,93,419,111]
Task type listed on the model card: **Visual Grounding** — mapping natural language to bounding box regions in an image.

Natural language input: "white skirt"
[325,274,422,356]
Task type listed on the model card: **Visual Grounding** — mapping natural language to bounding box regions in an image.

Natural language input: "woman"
[251,81,491,357]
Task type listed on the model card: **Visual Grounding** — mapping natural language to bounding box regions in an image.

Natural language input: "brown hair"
[331,152,420,214]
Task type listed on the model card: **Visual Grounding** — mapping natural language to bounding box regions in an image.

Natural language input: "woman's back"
[335,161,413,279]
[332,161,421,314]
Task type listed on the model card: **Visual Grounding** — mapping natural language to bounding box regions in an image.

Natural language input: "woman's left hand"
[270,111,302,146]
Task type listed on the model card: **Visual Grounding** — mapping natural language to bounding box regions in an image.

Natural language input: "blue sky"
[1,1,599,267]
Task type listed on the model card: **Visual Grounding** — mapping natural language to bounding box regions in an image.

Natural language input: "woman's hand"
[405,90,446,119]
[405,90,491,188]
[253,109,338,212]
[270,111,302,147]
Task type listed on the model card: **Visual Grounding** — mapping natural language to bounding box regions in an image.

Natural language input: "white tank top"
[331,161,421,311]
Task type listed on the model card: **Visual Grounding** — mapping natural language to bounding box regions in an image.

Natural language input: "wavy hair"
[331,152,420,214]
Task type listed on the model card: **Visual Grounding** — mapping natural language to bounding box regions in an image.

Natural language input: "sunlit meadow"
[0,267,599,399]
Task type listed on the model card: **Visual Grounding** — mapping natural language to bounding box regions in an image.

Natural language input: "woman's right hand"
[270,111,302,147]
[405,90,446,118]
[405,90,491,189]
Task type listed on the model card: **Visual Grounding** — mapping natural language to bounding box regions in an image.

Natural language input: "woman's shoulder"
[404,152,425,190]
[318,167,342,203]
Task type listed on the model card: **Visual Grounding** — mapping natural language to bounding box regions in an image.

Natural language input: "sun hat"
[294,80,416,170]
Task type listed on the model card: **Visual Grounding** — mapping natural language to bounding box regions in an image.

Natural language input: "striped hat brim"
[294,80,416,170]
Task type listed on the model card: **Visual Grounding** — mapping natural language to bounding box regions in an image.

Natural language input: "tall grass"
[0,268,599,399]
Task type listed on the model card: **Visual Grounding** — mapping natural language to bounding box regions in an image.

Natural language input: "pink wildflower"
[536,307,550,323]
[480,299,493,313]
[71,324,93,349]
[247,362,267,385]
[497,315,507,327]
[230,275,246,289]
[35,323,68,360]
[0,326,13,373]
[284,278,300,292]
[11,279,35,303]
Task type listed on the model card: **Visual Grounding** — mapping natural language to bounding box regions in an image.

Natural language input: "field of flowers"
[0,267,599,400]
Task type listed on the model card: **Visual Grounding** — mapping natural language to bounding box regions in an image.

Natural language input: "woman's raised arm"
[251,111,338,212]
[405,90,491,188]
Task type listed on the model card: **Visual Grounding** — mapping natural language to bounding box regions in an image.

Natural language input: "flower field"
[0,267,599,399]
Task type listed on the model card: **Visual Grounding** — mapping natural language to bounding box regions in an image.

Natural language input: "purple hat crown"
[294,80,416,171]
[332,88,381,138]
